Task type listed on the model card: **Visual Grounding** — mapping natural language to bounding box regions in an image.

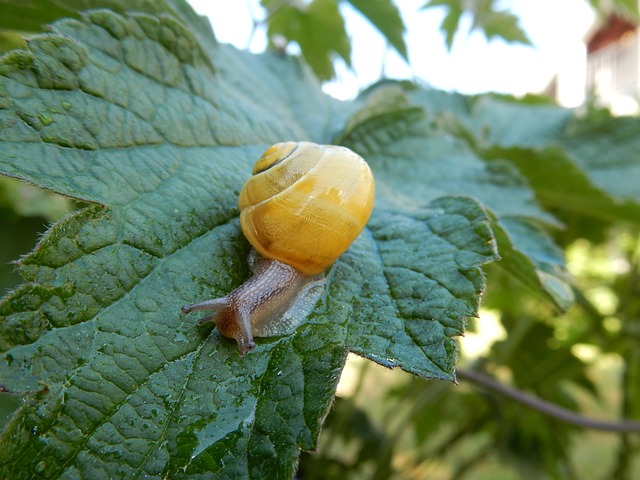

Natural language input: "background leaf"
[0,0,214,41]
[263,0,351,81]
[345,0,408,60]
[422,0,531,50]
[586,0,640,21]
[422,0,463,50]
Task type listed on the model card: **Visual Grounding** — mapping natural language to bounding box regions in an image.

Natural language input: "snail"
[182,141,375,355]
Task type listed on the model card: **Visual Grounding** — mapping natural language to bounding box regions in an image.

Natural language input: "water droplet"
[35,461,46,473]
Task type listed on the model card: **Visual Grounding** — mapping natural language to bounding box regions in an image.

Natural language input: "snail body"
[182,142,375,355]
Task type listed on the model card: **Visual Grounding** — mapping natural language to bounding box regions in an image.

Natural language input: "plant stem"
[457,369,640,433]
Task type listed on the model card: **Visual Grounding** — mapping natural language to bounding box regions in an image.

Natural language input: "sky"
[188,0,596,106]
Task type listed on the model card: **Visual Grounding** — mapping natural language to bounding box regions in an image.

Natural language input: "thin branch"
[457,369,640,433]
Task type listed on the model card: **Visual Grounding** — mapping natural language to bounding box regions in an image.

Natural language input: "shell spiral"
[238,141,375,275]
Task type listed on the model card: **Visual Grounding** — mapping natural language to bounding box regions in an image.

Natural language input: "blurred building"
[585,13,640,114]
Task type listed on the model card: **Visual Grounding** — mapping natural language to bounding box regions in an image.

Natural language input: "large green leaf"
[0,7,499,479]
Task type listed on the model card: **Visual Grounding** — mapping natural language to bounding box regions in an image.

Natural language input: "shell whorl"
[238,142,375,275]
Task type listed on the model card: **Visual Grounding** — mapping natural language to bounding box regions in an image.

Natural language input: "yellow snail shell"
[182,141,375,355]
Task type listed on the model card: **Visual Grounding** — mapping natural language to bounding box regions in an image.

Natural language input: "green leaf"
[422,0,463,50]
[345,0,408,60]
[463,95,572,149]
[470,4,531,45]
[586,0,640,22]
[0,8,499,479]
[0,31,27,53]
[562,112,640,205]
[423,0,531,50]
[489,216,573,310]
[454,96,640,226]
[356,85,572,308]
[0,0,77,33]
[263,0,351,81]
[344,196,497,374]
[0,0,215,42]
[488,145,640,226]
[431,94,640,305]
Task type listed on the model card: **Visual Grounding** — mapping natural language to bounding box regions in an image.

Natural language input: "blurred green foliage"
[0,177,73,294]
[0,177,73,434]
